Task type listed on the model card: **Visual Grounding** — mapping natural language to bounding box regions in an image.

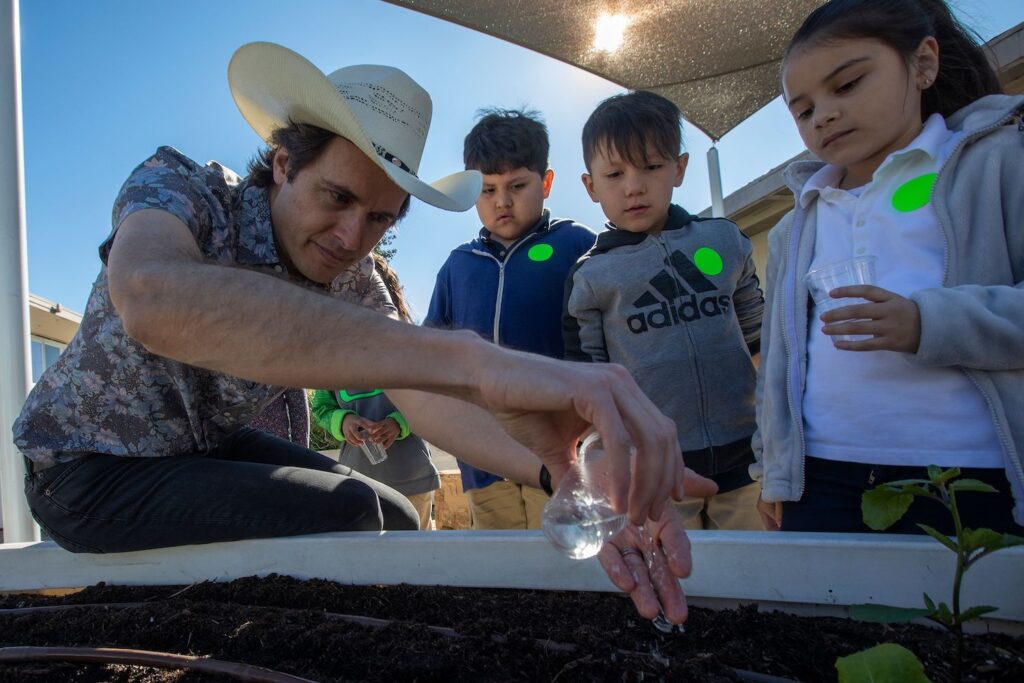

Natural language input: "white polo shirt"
[800,114,1002,468]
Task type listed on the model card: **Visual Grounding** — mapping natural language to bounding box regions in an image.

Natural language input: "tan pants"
[405,491,434,530]
[466,480,549,530]
[675,481,762,530]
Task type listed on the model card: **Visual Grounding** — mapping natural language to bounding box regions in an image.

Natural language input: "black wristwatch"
[538,464,554,496]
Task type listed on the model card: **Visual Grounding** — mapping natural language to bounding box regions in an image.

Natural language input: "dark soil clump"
[1,574,1021,681]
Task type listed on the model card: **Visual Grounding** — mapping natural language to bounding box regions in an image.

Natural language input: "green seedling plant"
[836,466,1024,683]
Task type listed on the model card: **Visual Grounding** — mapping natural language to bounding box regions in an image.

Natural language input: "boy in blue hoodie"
[563,91,764,530]
[425,109,596,529]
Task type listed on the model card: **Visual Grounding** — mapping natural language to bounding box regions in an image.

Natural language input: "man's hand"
[479,356,684,525]
[597,470,716,624]
[820,285,921,353]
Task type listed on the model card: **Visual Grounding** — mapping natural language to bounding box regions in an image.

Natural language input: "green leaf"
[960,528,1003,555]
[882,478,932,490]
[931,467,961,484]
[922,593,935,611]
[850,604,933,623]
[932,602,954,626]
[926,465,942,481]
[959,605,998,622]
[836,643,931,683]
[863,488,914,530]
[917,524,958,552]
[893,485,934,498]
[949,479,999,494]
[1001,533,1024,548]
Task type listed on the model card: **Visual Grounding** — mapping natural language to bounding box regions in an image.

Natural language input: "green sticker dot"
[891,173,937,212]
[693,247,723,276]
[528,243,554,262]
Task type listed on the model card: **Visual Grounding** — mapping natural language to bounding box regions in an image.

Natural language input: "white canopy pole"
[707,143,725,218]
[0,0,39,543]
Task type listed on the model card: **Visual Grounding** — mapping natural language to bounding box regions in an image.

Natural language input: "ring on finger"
[620,547,642,559]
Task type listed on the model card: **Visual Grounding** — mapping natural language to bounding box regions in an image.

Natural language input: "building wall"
[750,230,769,286]
[27,294,81,383]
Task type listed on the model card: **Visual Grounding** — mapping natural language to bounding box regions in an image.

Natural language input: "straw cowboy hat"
[228,42,481,212]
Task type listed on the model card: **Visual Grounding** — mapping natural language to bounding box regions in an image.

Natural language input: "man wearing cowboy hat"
[13,43,714,625]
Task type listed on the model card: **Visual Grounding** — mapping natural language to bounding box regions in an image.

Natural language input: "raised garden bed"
[1,574,1022,682]
[0,531,1021,681]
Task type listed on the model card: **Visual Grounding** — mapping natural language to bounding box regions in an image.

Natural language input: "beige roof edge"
[699,21,1024,233]
[697,149,812,232]
[28,292,83,324]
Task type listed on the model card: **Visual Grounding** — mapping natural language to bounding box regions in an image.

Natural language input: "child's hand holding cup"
[354,425,389,465]
[804,256,877,343]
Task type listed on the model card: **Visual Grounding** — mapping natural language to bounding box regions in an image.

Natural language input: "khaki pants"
[406,491,434,530]
[675,481,762,530]
[466,480,549,530]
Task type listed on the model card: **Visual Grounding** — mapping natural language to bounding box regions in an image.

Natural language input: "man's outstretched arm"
[108,209,684,524]
[108,210,486,400]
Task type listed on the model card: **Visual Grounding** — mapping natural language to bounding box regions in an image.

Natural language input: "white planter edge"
[1,530,1021,634]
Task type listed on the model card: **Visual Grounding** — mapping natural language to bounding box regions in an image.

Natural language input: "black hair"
[785,0,1002,119]
[581,90,683,172]
[248,120,411,221]
[463,108,550,176]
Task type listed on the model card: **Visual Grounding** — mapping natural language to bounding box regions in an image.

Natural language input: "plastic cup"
[354,426,388,465]
[804,256,877,342]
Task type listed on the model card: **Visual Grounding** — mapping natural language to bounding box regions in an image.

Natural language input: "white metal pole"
[0,0,39,543]
[707,143,725,218]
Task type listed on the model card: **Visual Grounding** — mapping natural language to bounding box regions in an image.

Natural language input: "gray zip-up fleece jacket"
[564,205,764,477]
[752,94,1024,526]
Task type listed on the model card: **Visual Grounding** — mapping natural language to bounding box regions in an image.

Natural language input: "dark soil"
[0,575,1021,682]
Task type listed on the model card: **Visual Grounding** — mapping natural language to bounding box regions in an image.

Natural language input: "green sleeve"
[386,411,411,440]
[311,389,355,441]
[329,409,356,442]
[310,389,340,427]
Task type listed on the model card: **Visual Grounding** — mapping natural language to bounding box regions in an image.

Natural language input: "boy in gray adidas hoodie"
[563,91,765,530]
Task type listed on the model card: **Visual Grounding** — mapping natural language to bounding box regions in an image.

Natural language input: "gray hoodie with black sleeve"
[563,205,764,478]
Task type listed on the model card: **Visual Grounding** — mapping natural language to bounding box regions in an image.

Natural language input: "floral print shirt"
[248,389,310,448]
[14,147,395,469]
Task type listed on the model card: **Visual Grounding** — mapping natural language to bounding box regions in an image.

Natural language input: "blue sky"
[20,0,1022,320]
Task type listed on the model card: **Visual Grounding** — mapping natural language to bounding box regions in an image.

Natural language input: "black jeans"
[781,456,1020,535]
[24,427,419,553]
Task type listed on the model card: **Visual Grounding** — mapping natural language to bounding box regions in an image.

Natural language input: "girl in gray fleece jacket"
[754,0,1024,533]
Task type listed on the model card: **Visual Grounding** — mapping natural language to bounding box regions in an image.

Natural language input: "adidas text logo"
[627,250,730,334]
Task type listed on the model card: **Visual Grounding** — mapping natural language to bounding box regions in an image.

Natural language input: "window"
[30,337,66,384]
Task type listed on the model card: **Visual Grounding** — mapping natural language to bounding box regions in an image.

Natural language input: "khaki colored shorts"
[466,480,549,530]
[675,481,762,530]
[405,491,434,530]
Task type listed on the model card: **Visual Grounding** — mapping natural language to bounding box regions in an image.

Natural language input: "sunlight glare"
[593,13,631,54]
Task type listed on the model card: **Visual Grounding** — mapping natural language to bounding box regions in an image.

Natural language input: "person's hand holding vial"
[542,432,627,559]
[543,431,719,633]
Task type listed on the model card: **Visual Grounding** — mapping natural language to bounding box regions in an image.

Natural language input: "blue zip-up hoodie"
[425,209,596,490]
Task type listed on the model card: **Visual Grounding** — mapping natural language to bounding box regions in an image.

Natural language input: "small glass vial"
[541,432,627,559]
